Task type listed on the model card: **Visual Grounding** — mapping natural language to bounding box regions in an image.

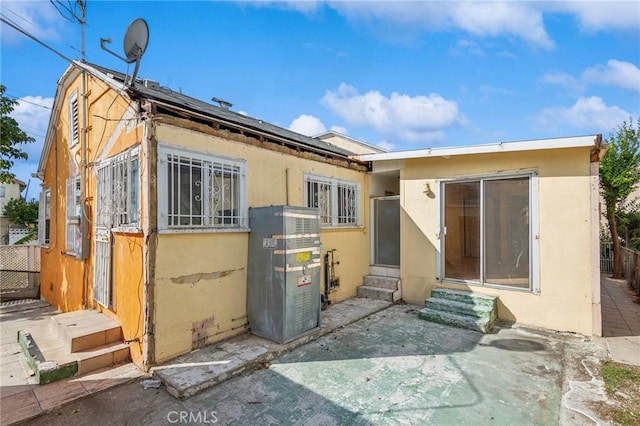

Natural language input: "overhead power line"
[5,93,53,110]
[0,14,73,64]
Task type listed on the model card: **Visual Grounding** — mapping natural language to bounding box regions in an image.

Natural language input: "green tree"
[600,118,640,278]
[2,197,39,228]
[1,85,35,183]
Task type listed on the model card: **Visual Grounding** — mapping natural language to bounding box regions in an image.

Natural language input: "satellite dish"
[100,18,150,87]
[123,19,149,63]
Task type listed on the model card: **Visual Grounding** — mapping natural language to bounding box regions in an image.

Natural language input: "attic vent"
[144,79,160,89]
[211,97,233,110]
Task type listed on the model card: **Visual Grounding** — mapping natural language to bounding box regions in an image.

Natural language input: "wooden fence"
[621,247,640,294]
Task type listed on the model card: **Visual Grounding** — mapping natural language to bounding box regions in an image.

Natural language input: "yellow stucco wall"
[395,147,596,335]
[40,70,146,366]
[152,123,370,363]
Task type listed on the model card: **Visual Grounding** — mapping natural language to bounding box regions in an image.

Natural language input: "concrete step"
[430,288,497,310]
[18,330,131,384]
[51,310,123,353]
[425,297,496,322]
[369,266,400,278]
[76,342,131,375]
[363,275,400,290]
[418,307,494,334]
[357,286,401,303]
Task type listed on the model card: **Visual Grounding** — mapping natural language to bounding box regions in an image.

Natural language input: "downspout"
[81,67,90,309]
[591,134,604,336]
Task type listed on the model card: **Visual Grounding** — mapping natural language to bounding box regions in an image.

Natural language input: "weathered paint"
[392,147,597,335]
[39,71,147,367]
[152,123,370,363]
[40,66,371,369]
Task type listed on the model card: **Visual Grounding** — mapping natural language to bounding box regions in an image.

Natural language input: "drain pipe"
[322,252,330,310]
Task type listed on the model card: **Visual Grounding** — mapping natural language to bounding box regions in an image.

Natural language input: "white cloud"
[329,125,348,135]
[548,1,640,32]
[450,39,485,56]
[582,60,640,93]
[289,114,327,136]
[447,2,553,48]
[541,72,585,92]
[7,95,53,185]
[0,1,68,44]
[321,2,555,48]
[537,96,630,131]
[12,96,53,158]
[249,1,322,15]
[322,83,463,143]
[377,140,395,151]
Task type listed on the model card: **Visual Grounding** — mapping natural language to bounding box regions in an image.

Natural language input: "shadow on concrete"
[601,274,640,337]
[481,338,547,352]
[260,306,561,423]
[21,305,567,425]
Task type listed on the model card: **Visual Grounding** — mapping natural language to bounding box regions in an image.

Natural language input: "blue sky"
[1,1,639,198]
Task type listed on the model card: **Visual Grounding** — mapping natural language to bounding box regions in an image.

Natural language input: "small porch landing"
[357,266,402,303]
[18,307,131,384]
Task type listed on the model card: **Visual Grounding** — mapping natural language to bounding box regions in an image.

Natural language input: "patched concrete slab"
[153,298,392,398]
[24,303,611,426]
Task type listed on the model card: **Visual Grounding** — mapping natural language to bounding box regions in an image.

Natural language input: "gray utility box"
[247,206,321,343]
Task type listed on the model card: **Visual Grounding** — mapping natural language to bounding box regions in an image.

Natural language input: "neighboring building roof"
[0,178,26,191]
[9,178,26,190]
[356,134,604,162]
[315,131,388,155]
[38,61,362,177]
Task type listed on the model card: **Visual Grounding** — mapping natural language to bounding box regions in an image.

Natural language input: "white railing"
[0,244,40,300]
[8,227,36,245]
[600,242,613,273]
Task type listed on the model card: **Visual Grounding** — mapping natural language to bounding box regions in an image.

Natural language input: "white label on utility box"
[263,238,277,249]
[297,275,312,287]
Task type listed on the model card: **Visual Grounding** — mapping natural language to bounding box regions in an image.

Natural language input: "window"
[158,146,247,230]
[96,149,140,229]
[66,175,82,254]
[0,186,5,197]
[441,173,537,291]
[68,91,79,147]
[38,189,51,246]
[304,174,360,227]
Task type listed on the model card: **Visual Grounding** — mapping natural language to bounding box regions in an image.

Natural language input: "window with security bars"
[304,174,360,227]
[158,146,247,230]
[96,149,140,229]
[68,91,79,147]
[66,175,82,254]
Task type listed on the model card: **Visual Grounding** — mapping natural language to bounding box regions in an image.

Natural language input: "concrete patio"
[1,274,638,425]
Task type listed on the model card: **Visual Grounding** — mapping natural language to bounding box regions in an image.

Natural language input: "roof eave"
[36,61,128,179]
[356,134,603,162]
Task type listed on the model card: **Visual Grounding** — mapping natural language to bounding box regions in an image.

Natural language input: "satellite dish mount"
[100,18,149,87]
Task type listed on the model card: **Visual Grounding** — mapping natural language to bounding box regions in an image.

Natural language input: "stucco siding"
[152,123,370,362]
[396,147,596,335]
[39,72,147,365]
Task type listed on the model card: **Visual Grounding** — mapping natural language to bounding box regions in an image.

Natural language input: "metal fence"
[0,244,40,301]
[600,242,613,273]
[622,247,640,294]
